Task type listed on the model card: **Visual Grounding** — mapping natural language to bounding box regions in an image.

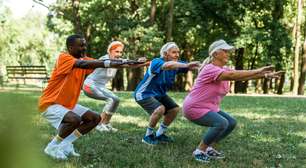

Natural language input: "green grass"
[0,91,306,168]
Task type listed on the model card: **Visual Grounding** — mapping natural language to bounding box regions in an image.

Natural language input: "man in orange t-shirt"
[39,34,139,160]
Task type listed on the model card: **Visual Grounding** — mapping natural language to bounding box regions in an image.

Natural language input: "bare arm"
[162,61,188,70]
[218,69,261,81]
[161,61,200,70]
[231,71,285,81]
[236,72,265,81]
[218,66,274,81]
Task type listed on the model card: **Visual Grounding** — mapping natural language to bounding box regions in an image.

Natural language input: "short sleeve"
[56,54,76,75]
[199,64,227,83]
[150,58,165,74]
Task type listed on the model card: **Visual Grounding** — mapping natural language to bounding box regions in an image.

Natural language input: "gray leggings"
[83,84,120,114]
[191,111,237,145]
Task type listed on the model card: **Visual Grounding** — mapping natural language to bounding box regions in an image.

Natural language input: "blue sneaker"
[142,134,158,145]
[193,151,210,163]
[156,134,174,143]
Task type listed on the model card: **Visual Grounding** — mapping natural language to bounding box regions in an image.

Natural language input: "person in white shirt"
[83,41,146,132]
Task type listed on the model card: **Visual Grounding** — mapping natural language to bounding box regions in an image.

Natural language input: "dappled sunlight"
[112,113,148,127]
[253,135,278,143]
[2,91,306,167]
[292,130,306,137]
[233,111,306,123]
[119,101,140,108]
[32,114,47,126]
[61,163,78,168]
[230,107,288,113]
[234,111,284,120]
[298,143,306,151]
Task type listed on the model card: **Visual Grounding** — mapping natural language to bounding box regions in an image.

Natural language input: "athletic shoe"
[193,150,210,163]
[62,143,80,157]
[96,123,118,132]
[156,134,174,143]
[142,134,158,145]
[206,146,225,159]
[44,143,67,160]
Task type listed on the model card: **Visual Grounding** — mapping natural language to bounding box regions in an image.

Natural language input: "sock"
[145,127,154,136]
[156,122,168,137]
[61,129,82,144]
[194,148,205,155]
[206,146,213,152]
[49,135,63,146]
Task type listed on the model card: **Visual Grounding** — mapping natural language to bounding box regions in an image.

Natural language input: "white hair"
[199,39,234,71]
[199,55,214,72]
[160,42,179,58]
[107,41,124,55]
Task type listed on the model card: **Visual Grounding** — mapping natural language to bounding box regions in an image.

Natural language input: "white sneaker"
[96,123,118,132]
[62,143,80,157]
[44,143,67,160]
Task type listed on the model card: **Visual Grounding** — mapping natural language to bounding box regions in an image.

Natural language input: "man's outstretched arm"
[74,59,126,69]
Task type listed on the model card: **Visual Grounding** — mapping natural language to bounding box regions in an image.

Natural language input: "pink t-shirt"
[183,63,232,120]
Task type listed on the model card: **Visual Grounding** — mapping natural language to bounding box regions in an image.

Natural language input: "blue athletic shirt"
[134,57,188,101]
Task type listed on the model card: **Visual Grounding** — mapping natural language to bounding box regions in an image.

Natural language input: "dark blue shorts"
[136,95,179,115]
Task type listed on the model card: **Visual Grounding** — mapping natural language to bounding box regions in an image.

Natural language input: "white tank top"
[84,54,117,88]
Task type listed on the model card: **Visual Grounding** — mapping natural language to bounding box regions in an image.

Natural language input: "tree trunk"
[234,48,247,93]
[126,68,143,91]
[269,79,273,90]
[166,0,174,41]
[70,0,95,57]
[184,46,194,91]
[277,73,285,94]
[270,0,284,94]
[150,0,157,24]
[71,0,82,34]
[298,40,306,94]
[173,74,185,91]
[262,78,269,94]
[84,25,92,56]
[293,0,303,95]
[255,79,262,93]
[112,69,124,91]
[184,71,193,91]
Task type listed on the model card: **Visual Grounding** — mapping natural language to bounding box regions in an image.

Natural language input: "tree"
[298,40,306,94]
[166,0,174,41]
[45,0,296,94]
[150,0,157,24]
[293,0,303,95]
[0,6,60,69]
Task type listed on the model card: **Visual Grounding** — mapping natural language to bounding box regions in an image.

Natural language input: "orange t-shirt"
[38,53,94,112]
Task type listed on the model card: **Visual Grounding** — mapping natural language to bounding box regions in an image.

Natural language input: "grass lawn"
[0,91,306,168]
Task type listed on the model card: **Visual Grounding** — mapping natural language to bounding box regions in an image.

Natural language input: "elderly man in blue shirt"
[134,42,200,145]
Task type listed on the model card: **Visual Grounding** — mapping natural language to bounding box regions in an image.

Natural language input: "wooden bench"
[6,65,49,87]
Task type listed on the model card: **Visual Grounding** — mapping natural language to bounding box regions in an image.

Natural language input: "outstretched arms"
[74,59,125,69]
[218,66,284,81]
[74,58,147,69]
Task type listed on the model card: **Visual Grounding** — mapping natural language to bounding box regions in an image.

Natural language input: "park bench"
[6,65,49,88]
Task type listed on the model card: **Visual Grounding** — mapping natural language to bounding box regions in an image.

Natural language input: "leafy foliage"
[0,6,61,69]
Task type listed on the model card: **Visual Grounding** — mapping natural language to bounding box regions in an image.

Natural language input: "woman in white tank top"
[83,41,146,132]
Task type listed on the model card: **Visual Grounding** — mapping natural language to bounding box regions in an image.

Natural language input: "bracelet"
[104,60,111,67]
[122,59,128,63]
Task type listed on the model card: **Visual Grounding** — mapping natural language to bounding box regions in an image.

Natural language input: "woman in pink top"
[182,39,283,163]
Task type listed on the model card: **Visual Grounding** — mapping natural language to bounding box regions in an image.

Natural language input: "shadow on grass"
[1,91,306,167]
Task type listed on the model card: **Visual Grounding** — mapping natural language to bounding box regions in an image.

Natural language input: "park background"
[0,0,306,167]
